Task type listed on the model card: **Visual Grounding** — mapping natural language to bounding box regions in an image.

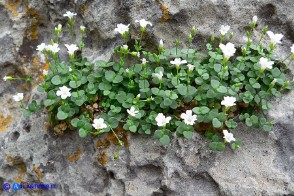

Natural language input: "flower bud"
[191,26,197,36]
[210,35,215,42]
[130,51,138,56]
[229,32,234,40]
[80,25,86,35]
[269,78,277,88]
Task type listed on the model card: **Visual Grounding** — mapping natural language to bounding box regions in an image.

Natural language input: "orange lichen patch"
[159,1,169,22]
[33,166,42,181]
[12,11,19,17]
[80,4,89,14]
[25,8,41,40]
[66,146,83,162]
[0,113,13,131]
[97,151,107,166]
[7,155,27,183]
[96,139,111,149]
[5,0,22,18]
[32,56,49,85]
[107,125,129,147]
[6,0,21,10]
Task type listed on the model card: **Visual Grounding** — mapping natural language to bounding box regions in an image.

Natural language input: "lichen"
[0,113,13,131]
[157,0,169,22]
[33,166,42,181]
[66,146,83,162]
[6,155,27,183]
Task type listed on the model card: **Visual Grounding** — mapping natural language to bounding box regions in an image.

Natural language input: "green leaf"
[212,118,222,128]
[225,119,238,129]
[57,111,68,120]
[23,109,31,118]
[271,67,281,77]
[79,128,88,138]
[139,80,150,89]
[187,86,197,96]
[209,142,225,151]
[245,118,252,127]
[44,99,55,106]
[183,131,193,139]
[211,79,220,89]
[217,86,227,93]
[69,81,82,88]
[160,135,170,145]
[163,98,172,106]
[105,70,116,82]
[214,64,222,72]
[113,75,123,83]
[71,118,79,127]
[177,84,187,96]
[154,130,162,139]
[129,125,137,133]
[51,75,61,85]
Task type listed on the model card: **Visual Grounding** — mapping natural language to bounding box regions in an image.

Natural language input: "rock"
[1,0,294,195]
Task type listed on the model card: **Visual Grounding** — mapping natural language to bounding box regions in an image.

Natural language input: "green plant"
[6,13,294,151]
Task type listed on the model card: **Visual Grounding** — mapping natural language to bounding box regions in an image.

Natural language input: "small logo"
[12,183,20,191]
[3,183,10,191]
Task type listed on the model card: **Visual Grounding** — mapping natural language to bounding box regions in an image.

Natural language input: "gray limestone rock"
[1,0,294,195]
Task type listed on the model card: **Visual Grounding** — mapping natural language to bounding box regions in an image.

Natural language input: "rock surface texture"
[0,0,294,195]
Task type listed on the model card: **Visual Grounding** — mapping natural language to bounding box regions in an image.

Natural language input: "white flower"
[136,94,141,98]
[223,130,236,143]
[267,31,283,45]
[180,110,197,126]
[43,69,48,75]
[3,75,12,81]
[63,11,77,19]
[135,19,152,28]
[122,45,128,50]
[153,71,163,80]
[170,58,187,68]
[127,106,139,117]
[219,42,236,59]
[259,57,274,70]
[137,52,140,58]
[65,44,79,55]
[150,96,154,100]
[48,43,60,54]
[126,68,129,73]
[114,23,130,35]
[36,43,48,52]
[56,86,71,99]
[69,67,72,72]
[221,96,237,107]
[155,113,171,127]
[290,44,294,54]
[92,118,107,130]
[13,93,24,102]
[252,16,258,23]
[187,64,195,72]
[220,25,230,35]
[80,25,85,31]
[159,39,163,48]
[141,58,148,64]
